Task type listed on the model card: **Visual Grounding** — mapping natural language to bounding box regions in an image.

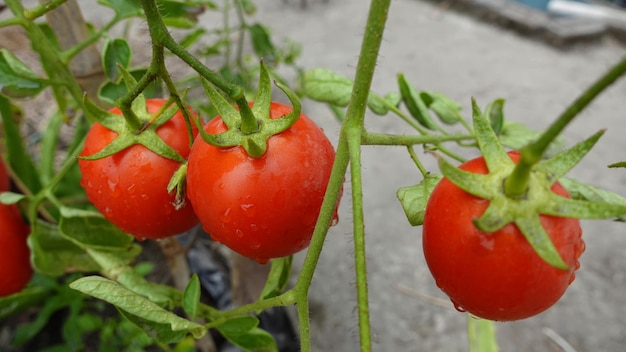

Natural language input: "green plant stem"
[139,0,244,101]
[362,131,473,146]
[504,55,626,197]
[61,16,119,64]
[23,0,69,20]
[407,146,429,177]
[296,1,391,351]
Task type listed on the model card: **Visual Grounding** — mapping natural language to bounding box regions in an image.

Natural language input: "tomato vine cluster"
[77,97,338,264]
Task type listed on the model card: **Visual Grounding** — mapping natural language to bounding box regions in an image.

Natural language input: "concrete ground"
[252,0,626,351]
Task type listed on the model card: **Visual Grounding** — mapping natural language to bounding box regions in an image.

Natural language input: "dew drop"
[251,242,261,250]
[220,208,232,223]
[451,300,466,313]
[240,203,256,217]
[127,184,136,193]
[235,229,244,239]
[107,179,118,192]
[250,224,258,232]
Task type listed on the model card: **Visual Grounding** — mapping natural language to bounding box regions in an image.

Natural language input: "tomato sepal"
[436,98,626,270]
[80,94,185,162]
[196,61,301,158]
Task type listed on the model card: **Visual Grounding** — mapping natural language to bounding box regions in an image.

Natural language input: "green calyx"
[195,61,301,158]
[438,98,626,270]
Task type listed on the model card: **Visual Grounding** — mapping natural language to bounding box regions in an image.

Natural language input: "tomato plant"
[0,160,32,297]
[78,98,199,240]
[422,151,585,321]
[187,102,338,263]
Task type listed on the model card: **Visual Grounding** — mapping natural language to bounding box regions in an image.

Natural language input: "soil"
[2,0,626,351]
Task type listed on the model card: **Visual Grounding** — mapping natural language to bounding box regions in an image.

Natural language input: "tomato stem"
[504,55,626,198]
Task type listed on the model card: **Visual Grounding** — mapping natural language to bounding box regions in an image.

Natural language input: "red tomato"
[0,160,32,297]
[79,99,199,240]
[422,151,584,321]
[186,102,338,263]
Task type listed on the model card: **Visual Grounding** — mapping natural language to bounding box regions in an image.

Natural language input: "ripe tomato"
[186,102,338,263]
[0,160,32,297]
[422,151,584,321]
[79,99,199,240]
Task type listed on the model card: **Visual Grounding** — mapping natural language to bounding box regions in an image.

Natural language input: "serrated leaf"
[182,274,200,318]
[0,49,47,98]
[58,207,136,250]
[28,220,100,276]
[70,276,206,342]
[102,38,132,82]
[396,174,443,226]
[260,256,292,300]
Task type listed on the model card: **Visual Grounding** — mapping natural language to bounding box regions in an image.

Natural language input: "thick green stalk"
[344,0,390,350]
[504,55,626,197]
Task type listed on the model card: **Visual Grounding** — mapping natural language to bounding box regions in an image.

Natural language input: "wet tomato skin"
[78,99,199,240]
[186,102,337,263]
[0,160,32,297]
[422,151,585,321]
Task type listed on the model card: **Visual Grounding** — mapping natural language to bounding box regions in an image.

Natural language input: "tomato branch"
[362,131,473,146]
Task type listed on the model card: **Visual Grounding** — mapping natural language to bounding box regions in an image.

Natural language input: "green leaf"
[422,92,463,125]
[0,286,51,320]
[608,161,626,168]
[467,317,499,352]
[158,0,205,28]
[396,174,443,226]
[98,68,163,105]
[217,317,278,352]
[182,274,200,318]
[0,49,47,98]
[484,98,505,135]
[301,68,389,113]
[0,96,42,193]
[397,74,438,130]
[260,256,292,300]
[559,177,626,221]
[249,23,276,61]
[102,38,132,83]
[0,191,26,205]
[499,121,565,157]
[240,0,257,15]
[301,68,353,107]
[180,28,207,49]
[70,276,206,342]
[58,207,136,250]
[29,220,100,276]
[97,0,143,19]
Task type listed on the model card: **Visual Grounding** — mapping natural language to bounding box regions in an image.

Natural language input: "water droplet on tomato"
[108,179,118,193]
[250,224,258,232]
[220,208,232,223]
[127,184,136,194]
[240,203,256,217]
[235,229,244,239]
[218,183,225,190]
[251,242,261,250]
[452,300,466,313]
